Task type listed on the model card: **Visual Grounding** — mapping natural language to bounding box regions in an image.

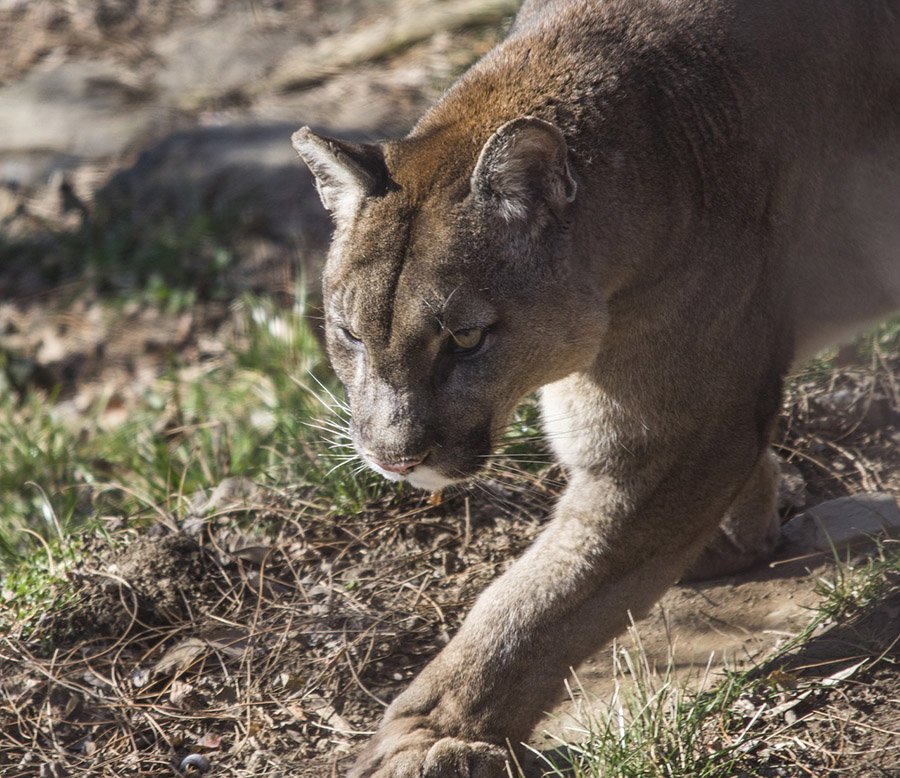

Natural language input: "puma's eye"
[449,327,486,354]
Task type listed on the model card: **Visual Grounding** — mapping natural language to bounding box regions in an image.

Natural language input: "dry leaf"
[307,695,354,736]
[195,731,222,749]
[169,680,196,708]
[152,638,207,677]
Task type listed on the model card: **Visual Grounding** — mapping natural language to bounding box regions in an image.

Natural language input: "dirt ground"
[0,479,556,776]
[745,584,900,777]
[1,353,898,776]
[1,2,899,777]
[539,551,900,777]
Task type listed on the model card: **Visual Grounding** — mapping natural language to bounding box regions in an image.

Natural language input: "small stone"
[191,476,263,518]
[179,754,211,774]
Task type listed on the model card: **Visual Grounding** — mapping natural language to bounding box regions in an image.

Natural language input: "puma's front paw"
[422,738,508,778]
[349,720,508,778]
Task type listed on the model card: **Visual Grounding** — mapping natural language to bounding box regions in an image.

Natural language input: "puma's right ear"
[292,127,390,222]
[471,117,577,223]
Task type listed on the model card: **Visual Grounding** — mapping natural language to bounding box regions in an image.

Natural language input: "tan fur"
[293,1,900,774]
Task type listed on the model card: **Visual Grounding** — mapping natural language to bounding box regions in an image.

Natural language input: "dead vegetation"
[726,565,900,777]
[0,473,558,777]
[776,338,900,503]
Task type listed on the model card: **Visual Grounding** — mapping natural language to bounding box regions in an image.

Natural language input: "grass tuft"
[532,542,900,778]
[0,287,395,563]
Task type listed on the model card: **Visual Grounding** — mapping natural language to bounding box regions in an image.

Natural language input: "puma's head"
[293,117,606,490]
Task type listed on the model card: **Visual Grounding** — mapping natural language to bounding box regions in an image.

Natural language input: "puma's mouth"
[365,458,459,492]
[359,426,493,492]
[361,448,463,491]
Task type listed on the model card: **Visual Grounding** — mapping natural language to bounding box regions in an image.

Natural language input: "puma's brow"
[327,293,362,328]
[442,320,494,332]
[424,294,497,331]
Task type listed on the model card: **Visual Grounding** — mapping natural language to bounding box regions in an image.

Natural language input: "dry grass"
[0,470,559,777]
[776,331,900,503]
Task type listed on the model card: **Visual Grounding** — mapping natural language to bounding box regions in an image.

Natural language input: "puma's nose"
[371,455,426,475]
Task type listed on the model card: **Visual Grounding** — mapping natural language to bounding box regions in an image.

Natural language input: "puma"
[292,0,900,774]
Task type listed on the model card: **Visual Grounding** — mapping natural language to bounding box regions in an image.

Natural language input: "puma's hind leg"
[682,449,782,581]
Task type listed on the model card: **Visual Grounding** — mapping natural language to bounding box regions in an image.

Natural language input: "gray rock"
[781,493,900,554]
[776,456,807,513]
[95,121,332,249]
[184,476,264,523]
[0,59,159,187]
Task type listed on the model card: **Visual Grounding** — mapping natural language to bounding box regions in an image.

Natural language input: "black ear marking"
[292,127,394,220]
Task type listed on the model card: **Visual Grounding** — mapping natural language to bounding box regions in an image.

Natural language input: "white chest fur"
[540,373,653,473]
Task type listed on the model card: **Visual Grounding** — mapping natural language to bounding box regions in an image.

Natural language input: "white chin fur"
[405,465,457,491]
[366,461,457,491]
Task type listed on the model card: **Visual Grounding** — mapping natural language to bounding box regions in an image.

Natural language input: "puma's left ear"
[471,116,577,223]
[292,127,391,222]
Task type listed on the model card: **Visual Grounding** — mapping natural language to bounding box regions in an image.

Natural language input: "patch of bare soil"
[0,478,556,776]
[540,556,839,745]
[47,534,222,646]
[736,579,900,777]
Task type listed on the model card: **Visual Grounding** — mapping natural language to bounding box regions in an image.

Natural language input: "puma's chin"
[405,465,459,492]
[365,460,462,491]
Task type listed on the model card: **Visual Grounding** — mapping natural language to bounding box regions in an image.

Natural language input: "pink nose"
[372,456,425,475]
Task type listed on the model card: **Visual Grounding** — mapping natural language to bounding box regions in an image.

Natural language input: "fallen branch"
[266,0,520,91]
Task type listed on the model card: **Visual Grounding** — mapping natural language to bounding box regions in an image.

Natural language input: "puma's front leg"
[349,454,757,777]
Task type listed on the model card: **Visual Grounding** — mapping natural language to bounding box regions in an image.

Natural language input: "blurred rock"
[0,0,494,299]
[98,122,325,241]
[187,476,264,519]
[776,457,807,513]
[93,122,344,290]
[0,59,160,187]
[782,493,900,553]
